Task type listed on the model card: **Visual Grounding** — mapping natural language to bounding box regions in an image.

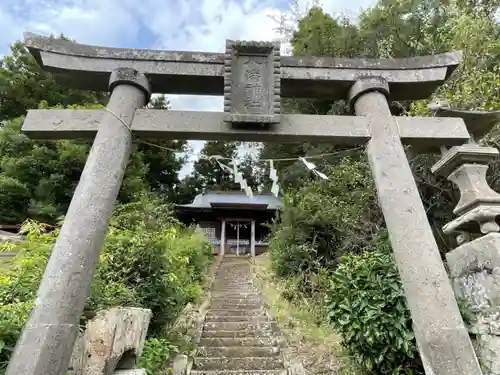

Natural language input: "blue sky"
[0,0,376,175]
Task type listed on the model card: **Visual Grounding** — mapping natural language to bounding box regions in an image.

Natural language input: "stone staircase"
[191,256,286,375]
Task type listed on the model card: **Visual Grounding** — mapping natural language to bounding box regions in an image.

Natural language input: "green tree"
[178,141,239,199]
[139,94,188,201]
[0,40,190,223]
[0,41,107,122]
[0,112,150,224]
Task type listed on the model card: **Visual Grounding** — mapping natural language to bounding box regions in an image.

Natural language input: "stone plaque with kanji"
[224,40,280,124]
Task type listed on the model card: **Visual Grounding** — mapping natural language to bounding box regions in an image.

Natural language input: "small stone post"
[431,108,500,374]
[348,76,482,374]
[6,68,151,375]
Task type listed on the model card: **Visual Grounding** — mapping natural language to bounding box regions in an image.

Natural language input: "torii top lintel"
[24,32,462,101]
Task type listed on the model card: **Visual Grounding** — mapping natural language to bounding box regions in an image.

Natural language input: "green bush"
[99,196,212,333]
[0,195,212,368]
[139,338,179,375]
[325,237,423,374]
[0,302,33,372]
[269,157,381,295]
[0,174,30,224]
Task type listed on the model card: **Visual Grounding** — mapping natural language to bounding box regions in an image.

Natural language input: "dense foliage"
[0,196,212,372]
[326,237,421,374]
[270,157,380,282]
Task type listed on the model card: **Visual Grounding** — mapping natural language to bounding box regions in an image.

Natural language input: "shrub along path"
[250,254,361,375]
[191,255,286,375]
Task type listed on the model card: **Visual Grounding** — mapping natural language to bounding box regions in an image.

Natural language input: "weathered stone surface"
[197,345,279,357]
[447,233,500,278]
[199,337,274,347]
[68,332,85,374]
[448,164,500,215]
[193,257,288,374]
[202,330,271,338]
[194,357,284,371]
[446,233,500,374]
[286,363,306,375]
[22,109,370,144]
[210,291,260,298]
[432,144,499,177]
[191,371,285,375]
[431,105,500,141]
[223,40,280,124]
[113,370,146,375]
[210,302,264,310]
[349,76,482,375]
[205,315,268,322]
[432,143,500,236]
[70,307,152,375]
[24,32,461,100]
[22,109,470,152]
[171,354,189,375]
[0,229,23,243]
[206,309,266,317]
[443,204,500,235]
[204,321,271,331]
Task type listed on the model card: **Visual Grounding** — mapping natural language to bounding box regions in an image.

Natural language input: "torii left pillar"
[6,68,151,375]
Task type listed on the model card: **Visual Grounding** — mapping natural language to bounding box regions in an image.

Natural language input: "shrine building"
[175,191,283,256]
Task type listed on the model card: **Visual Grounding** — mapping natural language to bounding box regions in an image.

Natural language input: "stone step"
[212,287,256,292]
[199,337,275,347]
[196,346,279,357]
[210,296,261,301]
[213,277,253,280]
[202,330,272,338]
[211,298,262,304]
[211,298,262,305]
[206,309,266,317]
[210,303,265,310]
[211,289,258,294]
[204,321,272,331]
[212,283,255,287]
[205,315,269,322]
[191,371,285,375]
[194,357,284,371]
[211,292,260,298]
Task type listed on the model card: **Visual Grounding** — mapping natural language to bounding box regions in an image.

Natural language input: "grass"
[251,253,363,375]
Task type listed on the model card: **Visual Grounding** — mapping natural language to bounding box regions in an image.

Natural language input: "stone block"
[172,354,189,375]
[223,40,280,125]
[113,370,146,375]
[69,307,152,375]
[446,233,500,374]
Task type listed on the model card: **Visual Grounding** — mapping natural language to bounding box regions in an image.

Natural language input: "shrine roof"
[177,191,283,211]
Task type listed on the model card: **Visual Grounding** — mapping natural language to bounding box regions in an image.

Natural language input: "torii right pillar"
[349,77,483,375]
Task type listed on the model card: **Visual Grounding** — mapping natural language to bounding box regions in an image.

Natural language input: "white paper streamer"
[224,157,253,198]
[299,157,328,180]
[271,182,280,196]
[269,160,280,197]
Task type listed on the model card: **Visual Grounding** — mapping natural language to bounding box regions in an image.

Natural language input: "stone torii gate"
[7,33,483,375]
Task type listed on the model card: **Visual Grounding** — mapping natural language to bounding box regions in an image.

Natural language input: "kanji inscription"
[242,55,267,112]
[224,40,280,124]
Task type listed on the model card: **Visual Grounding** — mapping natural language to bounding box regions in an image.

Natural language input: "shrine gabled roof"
[177,191,283,211]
